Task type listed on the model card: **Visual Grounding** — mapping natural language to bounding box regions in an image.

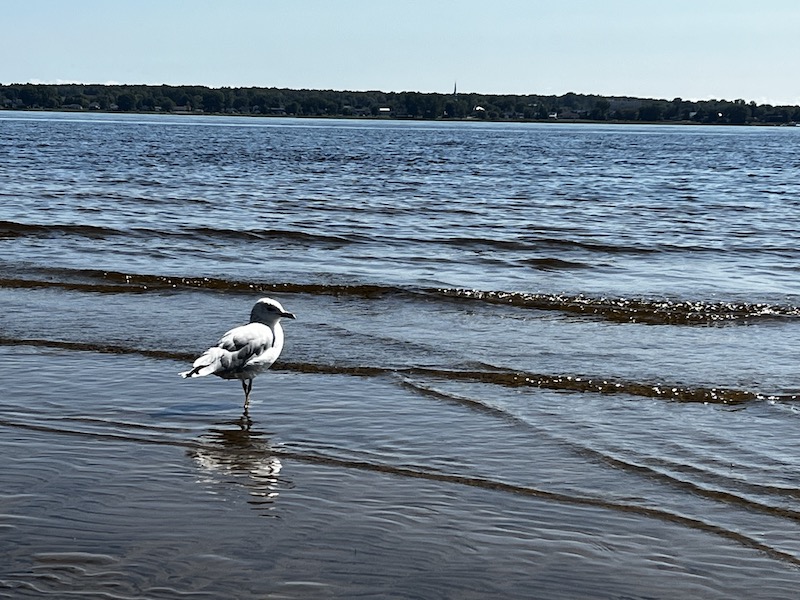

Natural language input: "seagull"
[180,297,296,411]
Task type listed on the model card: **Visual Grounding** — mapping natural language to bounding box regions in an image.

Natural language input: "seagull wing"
[180,323,275,379]
[217,323,275,368]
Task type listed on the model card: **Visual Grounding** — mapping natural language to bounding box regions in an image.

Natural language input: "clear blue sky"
[5,0,799,105]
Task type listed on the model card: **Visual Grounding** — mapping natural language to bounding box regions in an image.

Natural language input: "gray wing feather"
[180,324,274,378]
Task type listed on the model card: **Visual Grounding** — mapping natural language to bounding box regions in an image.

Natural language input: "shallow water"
[2,111,800,598]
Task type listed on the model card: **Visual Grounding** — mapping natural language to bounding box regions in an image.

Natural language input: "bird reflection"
[189,413,286,512]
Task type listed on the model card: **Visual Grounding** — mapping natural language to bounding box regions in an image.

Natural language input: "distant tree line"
[2,83,799,124]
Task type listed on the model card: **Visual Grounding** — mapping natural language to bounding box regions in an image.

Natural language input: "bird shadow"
[188,411,289,514]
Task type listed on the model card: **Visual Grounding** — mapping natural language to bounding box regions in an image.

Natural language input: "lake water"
[2,111,800,599]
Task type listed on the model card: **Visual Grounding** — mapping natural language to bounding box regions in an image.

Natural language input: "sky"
[4,0,800,105]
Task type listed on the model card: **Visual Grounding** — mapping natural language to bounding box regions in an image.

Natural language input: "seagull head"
[250,297,296,325]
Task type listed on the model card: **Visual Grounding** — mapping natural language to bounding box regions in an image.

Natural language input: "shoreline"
[2,107,797,127]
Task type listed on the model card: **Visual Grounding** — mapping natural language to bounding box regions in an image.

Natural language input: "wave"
[0,219,357,246]
[436,288,800,325]
[2,267,799,325]
[5,218,797,263]
[0,269,409,297]
[187,226,355,245]
[523,257,592,271]
[395,365,778,405]
[0,219,117,239]
[0,336,196,362]
[3,336,797,405]
[420,234,660,254]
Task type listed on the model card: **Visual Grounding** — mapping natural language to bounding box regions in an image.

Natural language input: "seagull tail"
[179,366,205,378]
[179,347,226,378]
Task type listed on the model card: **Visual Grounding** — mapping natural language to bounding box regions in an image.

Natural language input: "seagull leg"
[242,379,253,411]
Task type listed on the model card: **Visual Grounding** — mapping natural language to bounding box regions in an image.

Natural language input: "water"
[2,111,800,599]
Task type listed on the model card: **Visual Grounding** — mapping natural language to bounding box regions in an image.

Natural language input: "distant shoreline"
[4,106,798,128]
[2,83,798,125]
